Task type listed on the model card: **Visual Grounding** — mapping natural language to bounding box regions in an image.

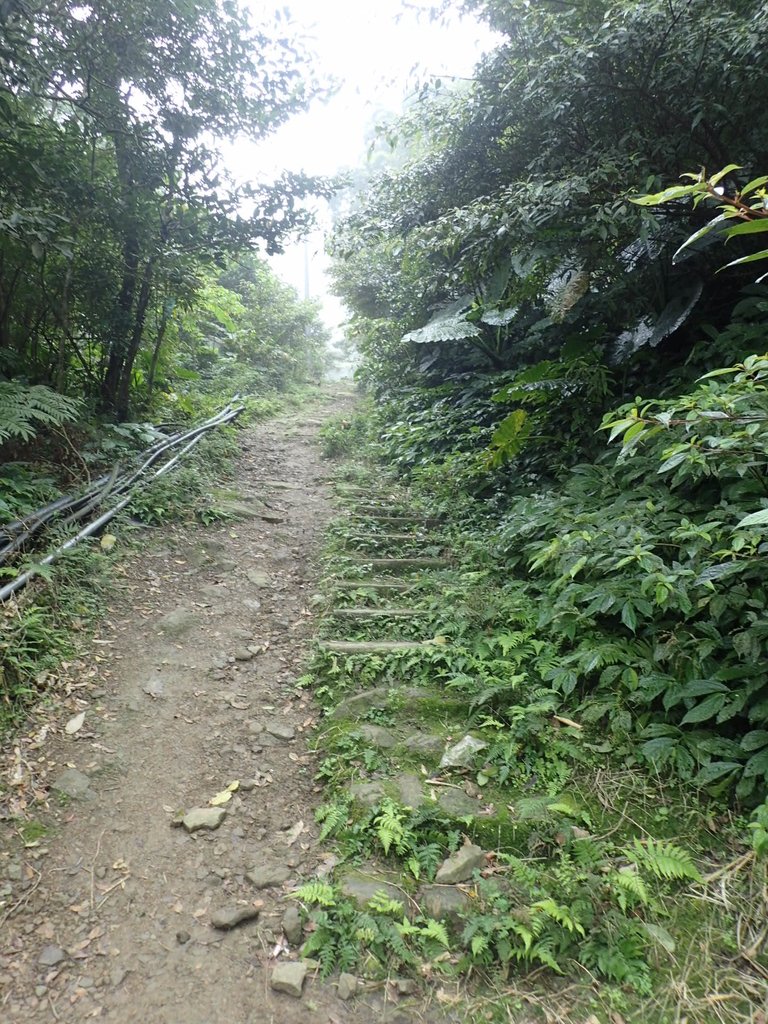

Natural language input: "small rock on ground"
[182,807,227,833]
[38,945,66,967]
[340,870,408,911]
[435,843,487,884]
[270,961,307,997]
[281,905,303,945]
[52,768,92,800]
[210,905,260,930]
[265,720,295,741]
[158,607,196,636]
[246,862,291,889]
[337,972,358,1000]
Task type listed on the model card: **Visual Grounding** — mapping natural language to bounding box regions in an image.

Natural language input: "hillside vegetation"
[317,0,768,1016]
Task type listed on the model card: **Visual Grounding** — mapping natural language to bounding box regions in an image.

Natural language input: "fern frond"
[420,918,450,947]
[374,798,409,856]
[292,881,336,907]
[316,800,350,841]
[531,898,586,936]
[628,837,702,882]
[0,382,80,442]
[609,868,650,910]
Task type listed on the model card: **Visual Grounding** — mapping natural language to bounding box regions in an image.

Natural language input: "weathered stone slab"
[435,844,487,884]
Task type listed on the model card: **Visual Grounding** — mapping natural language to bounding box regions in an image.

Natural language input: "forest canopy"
[0,0,332,421]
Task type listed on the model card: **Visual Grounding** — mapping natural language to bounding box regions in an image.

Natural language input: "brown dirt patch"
[0,391,438,1023]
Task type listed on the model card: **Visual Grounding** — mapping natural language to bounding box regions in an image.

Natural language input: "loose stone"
[270,961,307,998]
[246,863,291,889]
[438,734,488,769]
[38,945,66,967]
[210,905,260,930]
[435,843,487,884]
[52,768,93,801]
[181,807,227,833]
[337,972,358,1000]
[246,569,271,587]
[281,906,303,946]
[265,720,295,741]
[158,607,196,637]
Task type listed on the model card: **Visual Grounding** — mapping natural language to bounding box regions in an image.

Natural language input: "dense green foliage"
[0,0,332,421]
[329,0,768,806]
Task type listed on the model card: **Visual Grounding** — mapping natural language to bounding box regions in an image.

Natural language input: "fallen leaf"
[209,789,233,806]
[65,712,86,735]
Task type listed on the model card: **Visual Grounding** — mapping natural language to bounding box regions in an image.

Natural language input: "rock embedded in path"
[349,780,387,807]
[438,734,488,770]
[435,843,487,884]
[337,973,358,1000]
[401,732,445,757]
[418,884,472,922]
[281,906,303,946]
[246,862,291,889]
[182,807,227,833]
[340,870,407,911]
[38,945,66,968]
[233,648,254,662]
[52,768,93,801]
[437,788,480,817]
[265,720,295,741]
[210,905,260,930]
[271,960,307,997]
[158,607,196,637]
[357,724,397,749]
[246,569,271,587]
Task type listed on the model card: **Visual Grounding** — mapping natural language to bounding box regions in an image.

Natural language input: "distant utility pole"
[303,239,310,300]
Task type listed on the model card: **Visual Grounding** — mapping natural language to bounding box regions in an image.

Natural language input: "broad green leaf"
[681,692,726,724]
[709,163,743,186]
[630,185,698,206]
[736,508,768,528]
[672,213,731,263]
[740,175,768,196]
[741,731,768,752]
[693,761,742,786]
[720,247,768,270]
[722,218,768,239]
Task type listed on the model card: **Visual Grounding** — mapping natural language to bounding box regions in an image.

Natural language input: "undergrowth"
[302,367,768,1019]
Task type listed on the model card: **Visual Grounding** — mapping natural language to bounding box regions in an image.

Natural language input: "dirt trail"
[0,390,411,1024]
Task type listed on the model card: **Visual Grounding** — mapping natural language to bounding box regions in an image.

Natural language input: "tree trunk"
[115,257,154,420]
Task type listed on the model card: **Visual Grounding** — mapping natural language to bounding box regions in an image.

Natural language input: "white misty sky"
[228,0,498,341]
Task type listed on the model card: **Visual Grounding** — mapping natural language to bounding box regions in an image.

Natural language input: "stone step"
[320,640,438,655]
[345,532,443,544]
[330,608,431,619]
[330,579,419,592]
[352,512,443,527]
[359,557,450,571]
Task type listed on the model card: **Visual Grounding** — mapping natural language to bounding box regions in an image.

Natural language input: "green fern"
[315,799,350,841]
[292,881,336,907]
[627,838,702,882]
[374,798,411,856]
[609,868,650,910]
[0,382,80,442]
[531,898,586,937]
